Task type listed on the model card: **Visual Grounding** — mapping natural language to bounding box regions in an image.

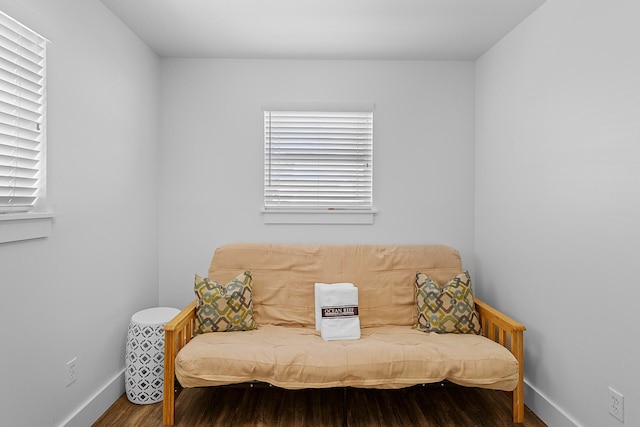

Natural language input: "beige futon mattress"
[175,324,519,391]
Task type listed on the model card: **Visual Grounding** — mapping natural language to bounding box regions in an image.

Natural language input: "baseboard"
[525,380,583,427]
[59,369,125,427]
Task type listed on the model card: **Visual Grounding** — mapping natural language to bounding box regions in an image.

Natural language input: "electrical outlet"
[608,387,624,422]
[66,357,77,387]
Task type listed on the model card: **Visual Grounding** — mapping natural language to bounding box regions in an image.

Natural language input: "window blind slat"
[0,57,42,86]
[0,98,41,121]
[0,44,43,76]
[266,172,372,178]
[0,134,40,151]
[0,112,40,132]
[0,195,36,206]
[0,184,36,196]
[0,33,43,66]
[0,153,38,168]
[0,143,39,158]
[0,175,37,186]
[264,110,373,210]
[0,164,38,179]
[0,71,43,102]
[0,122,39,140]
[0,13,43,51]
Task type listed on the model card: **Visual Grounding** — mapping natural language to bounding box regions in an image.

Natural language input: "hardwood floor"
[93,384,547,427]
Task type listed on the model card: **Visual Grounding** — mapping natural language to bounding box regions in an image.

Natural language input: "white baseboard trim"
[525,380,582,427]
[59,369,125,427]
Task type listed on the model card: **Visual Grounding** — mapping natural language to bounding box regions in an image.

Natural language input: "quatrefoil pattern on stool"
[125,322,166,404]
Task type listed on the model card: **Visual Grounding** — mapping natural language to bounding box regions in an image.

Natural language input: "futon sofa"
[162,243,526,425]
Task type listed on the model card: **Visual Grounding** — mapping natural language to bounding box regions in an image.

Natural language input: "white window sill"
[0,212,55,244]
[262,209,377,225]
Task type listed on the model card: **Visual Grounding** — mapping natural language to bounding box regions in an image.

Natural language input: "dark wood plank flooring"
[93,384,547,427]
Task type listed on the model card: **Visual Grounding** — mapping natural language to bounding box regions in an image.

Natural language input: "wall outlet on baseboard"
[608,386,624,422]
[66,357,77,387]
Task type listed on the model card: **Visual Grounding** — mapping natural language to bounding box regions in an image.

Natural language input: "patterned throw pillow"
[194,271,257,333]
[413,271,482,334]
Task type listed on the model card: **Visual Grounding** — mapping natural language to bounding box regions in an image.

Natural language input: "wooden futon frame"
[162,299,526,425]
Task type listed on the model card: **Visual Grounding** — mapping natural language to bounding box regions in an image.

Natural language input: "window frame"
[0,10,53,243]
[262,103,376,225]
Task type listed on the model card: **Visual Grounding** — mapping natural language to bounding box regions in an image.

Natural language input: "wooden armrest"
[475,298,526,424]
[164,299,197,334]
[475,298,525,334]
[163,299,197,426]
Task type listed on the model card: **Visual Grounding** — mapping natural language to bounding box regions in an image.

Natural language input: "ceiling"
[100,0,546,60]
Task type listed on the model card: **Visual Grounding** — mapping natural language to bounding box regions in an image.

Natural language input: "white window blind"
[264,110,373,210]
[0,12,46,214]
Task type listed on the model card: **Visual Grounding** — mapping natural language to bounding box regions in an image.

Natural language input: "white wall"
[475,1,639,426]
[0,1,159,426]
[158,59,476,308]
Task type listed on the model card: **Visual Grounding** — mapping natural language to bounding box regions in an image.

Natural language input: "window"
[0,11,47,214]
[264,110,373,215]
[0,11,51,244]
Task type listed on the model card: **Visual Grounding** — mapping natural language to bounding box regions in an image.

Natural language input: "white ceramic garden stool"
[125,307,180,404]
